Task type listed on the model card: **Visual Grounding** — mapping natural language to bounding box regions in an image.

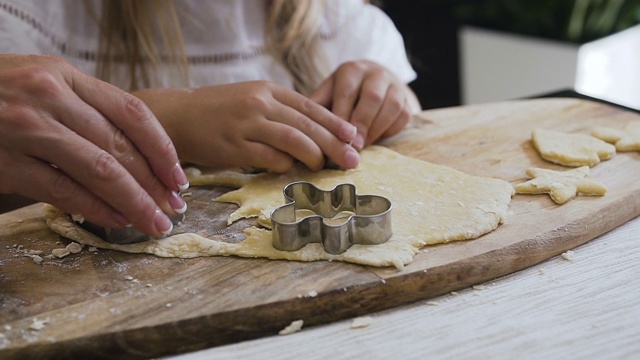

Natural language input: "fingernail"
[353,133,365,151]
[344,147,360,168]
[340,124,357,141]
[113,212,131,227]
[168,191,187,214]
[173,163,190,191]
[154,209,173,237]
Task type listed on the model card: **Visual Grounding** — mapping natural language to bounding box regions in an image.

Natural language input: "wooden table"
[168,216,640,359]
[2,98,639,359]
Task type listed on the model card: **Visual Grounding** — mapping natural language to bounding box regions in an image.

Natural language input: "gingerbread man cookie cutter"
[270,181,392,254]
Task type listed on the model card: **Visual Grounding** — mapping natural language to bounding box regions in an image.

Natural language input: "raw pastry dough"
[532,129,616,167]
[183,168,255,187]
[514,166,607,204]
[591,121,640,152]
[44,146,514,268]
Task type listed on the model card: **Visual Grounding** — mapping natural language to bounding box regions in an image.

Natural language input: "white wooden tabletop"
[169,215,640,360]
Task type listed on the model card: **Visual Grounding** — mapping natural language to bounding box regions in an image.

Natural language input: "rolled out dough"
[43,146,514,269]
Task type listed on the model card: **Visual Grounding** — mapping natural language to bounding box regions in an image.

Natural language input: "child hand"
[310,60,420,150]
[136,81,360,173]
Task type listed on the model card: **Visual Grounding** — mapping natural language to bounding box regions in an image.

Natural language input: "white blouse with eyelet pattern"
[0,0,416,91]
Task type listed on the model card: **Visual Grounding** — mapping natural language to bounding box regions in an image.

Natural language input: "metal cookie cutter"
[270,181,392,254]
[75,214,184,244]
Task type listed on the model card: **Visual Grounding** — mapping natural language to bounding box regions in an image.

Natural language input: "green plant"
[568,0,640,41]
[454,0,640,43]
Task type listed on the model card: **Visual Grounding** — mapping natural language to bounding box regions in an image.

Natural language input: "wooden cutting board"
[1,98,639,359]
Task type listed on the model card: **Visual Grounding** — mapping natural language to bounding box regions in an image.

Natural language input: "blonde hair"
[95,0,187,91]
[96,0,325,93]
[266,0,326,95]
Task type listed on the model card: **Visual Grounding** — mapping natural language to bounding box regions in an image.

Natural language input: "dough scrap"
[279,320,304,335]
[43,146,514,268]
[591,121,640,152]
[532,129,616,167]
[514,166,607,204]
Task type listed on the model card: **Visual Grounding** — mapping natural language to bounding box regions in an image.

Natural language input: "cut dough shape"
[591,121,640,152]
[43,146,514,269]
[532,129,616,167]
[514,166,607,204]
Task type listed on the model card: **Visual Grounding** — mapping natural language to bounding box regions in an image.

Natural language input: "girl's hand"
[0,55,187,237]
[310,60,420,150]
[135,81,360,173]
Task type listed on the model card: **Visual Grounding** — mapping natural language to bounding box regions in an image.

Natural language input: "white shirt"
[0,0,416,90]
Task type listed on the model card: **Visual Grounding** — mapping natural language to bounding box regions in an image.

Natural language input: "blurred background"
[379,0,640,110]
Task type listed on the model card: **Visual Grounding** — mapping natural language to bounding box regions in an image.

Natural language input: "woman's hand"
[134,81,360,173]
[0,55,188,237]
[310,60,421,150]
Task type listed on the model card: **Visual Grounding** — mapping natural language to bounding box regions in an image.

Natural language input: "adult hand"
[0,54,188,237]
[135,81,360,173]
[309,60,421,150]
